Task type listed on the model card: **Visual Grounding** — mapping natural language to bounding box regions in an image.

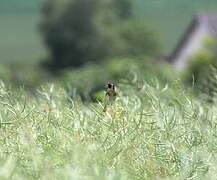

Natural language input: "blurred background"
[1,0,217,101]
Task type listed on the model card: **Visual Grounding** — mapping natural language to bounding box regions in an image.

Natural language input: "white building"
[168,14,217,70]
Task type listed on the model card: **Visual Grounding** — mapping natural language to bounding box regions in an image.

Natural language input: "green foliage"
[184,50,214,85]
[183,38,217,101]
[0,63,52,92]
[112,0,133,20]
[0,56,174,98]
[40,0,159,70]
[41,0,107,68]
[93,90,104,102]
[59,57,175,101]
[117,21,160,57]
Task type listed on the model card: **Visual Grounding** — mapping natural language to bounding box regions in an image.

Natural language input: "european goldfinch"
[104,81,117,111]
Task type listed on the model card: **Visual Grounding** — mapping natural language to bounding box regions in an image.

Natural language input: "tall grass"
[0,73,217,179]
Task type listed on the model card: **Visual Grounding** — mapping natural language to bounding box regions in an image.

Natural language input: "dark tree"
[40,0,159,71]
[112,0,133,20]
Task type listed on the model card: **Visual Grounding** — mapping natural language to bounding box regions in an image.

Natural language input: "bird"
[106,81,117,101]
[103,81,117,111]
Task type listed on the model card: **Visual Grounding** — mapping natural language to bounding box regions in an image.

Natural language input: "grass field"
[0,69,217,179]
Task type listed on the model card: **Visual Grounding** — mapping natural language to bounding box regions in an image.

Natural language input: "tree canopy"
[40,0,159,70]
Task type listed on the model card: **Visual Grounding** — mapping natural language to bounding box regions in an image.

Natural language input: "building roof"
[168,14,217,62]
[198,14,217,35]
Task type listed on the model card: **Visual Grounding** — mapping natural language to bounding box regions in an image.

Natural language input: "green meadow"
[0,61,217,179]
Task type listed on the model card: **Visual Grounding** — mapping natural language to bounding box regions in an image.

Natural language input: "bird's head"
[107,81,115,90]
